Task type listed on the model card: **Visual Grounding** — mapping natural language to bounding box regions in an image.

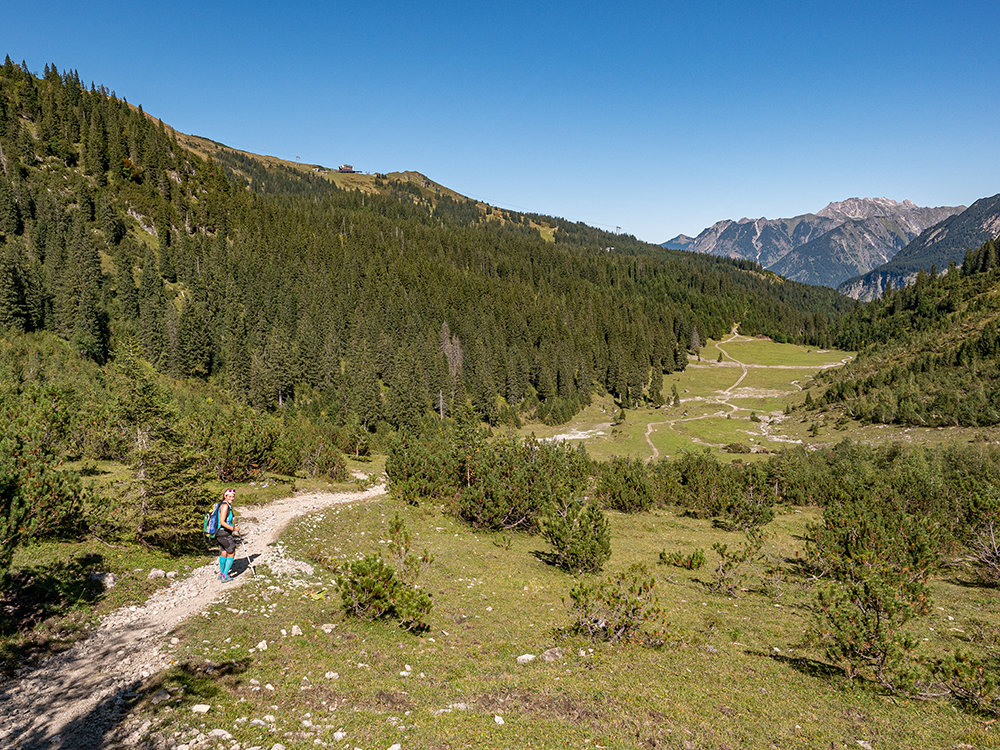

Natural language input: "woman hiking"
[216,488,241,582]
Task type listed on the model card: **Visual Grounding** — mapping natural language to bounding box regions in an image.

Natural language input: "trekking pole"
[238,533,257,578]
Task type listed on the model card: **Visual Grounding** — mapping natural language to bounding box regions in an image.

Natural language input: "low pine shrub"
[807,495,941,690]
[538,498,612,574]
[716,463,775,533]
[568,563,667,645]
[596,456,654,513]
[658,548,706,570]
[456,435,589,532]
[933,650,1000,715]
[385,430,458,504]
[334,514,433,632]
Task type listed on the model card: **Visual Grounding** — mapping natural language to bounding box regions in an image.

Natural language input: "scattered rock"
[150,689,171,705]
[291,624,303,636]
[494,715,505,725]
[191,704,211,714]
[88,572,118,590]
[147,569,167,580]
[257,640,268,651]
[540,647,563,662]
[333,730,346,741]
[516,653,536,664]
[325,671,339,679]
[320,623,336,633]
[208,729,233,740]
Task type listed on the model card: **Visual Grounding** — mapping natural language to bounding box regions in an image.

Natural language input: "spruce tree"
[108,339,211,548]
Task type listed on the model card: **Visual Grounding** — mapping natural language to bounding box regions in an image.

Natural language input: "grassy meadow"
[143,493,1000,749]
[521,336,1000,461]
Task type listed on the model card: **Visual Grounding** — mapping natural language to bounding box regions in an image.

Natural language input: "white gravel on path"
[0,483,386,750]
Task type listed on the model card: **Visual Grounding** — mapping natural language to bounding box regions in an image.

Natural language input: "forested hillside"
[813,239,1000,426]
[0,58,850,431]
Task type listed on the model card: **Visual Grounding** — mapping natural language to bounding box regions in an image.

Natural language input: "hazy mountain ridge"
[837,194,1000,300]
[664,198,963,288]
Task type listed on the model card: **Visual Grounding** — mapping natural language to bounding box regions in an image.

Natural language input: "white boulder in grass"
[516,653,535,664]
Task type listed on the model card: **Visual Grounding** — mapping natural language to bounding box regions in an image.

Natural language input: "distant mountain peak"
[816,197,920,221]
[662,197,964,288]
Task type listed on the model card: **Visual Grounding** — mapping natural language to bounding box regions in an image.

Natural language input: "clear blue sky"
[4,1,998,243]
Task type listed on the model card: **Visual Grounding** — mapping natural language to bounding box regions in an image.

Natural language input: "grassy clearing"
[141,493,1000,749]
[519,339,1000,459]
[710,338,852,368]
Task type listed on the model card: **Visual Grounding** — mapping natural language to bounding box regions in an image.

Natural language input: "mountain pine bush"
[538,497,611,574]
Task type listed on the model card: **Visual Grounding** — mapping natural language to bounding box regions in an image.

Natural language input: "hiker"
[216,487,241,582]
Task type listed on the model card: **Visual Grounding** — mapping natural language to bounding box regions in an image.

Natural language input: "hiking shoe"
[220,575,232,583]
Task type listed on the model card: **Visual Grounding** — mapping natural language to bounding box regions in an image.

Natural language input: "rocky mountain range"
[837,193,1000,300]
[663,198,963,289]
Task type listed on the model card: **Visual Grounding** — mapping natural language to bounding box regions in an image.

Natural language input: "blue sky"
[4,1,999,243]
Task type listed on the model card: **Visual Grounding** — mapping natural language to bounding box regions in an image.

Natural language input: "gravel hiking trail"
[0,483,386,750]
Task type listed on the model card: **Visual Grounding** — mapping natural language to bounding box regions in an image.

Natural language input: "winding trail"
[0,483,386,750]
[644,325,851,458]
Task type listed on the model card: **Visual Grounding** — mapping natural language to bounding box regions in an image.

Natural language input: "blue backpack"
[202,502,221,539]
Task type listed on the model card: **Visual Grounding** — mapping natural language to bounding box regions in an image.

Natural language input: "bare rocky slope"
[663,198,962,288]
[838,193,1000,300]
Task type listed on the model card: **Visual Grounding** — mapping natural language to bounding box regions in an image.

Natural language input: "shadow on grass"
[747,648,846,681]
[0,554,108,672]
[2,658,250,750]
[942,573,998,590]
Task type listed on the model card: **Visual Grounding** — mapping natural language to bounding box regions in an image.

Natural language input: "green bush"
[334,514,433,632]
[933,650,1000,715]
[0,382,84,575]
[596,456,654,513]
[538,498,611,574]
[807,494,941,690]
[385,429,458,504]
[568,563,667,645]
[658,548,705,570]
[717,462,775,532]
[708,535,762,596]
[457,435,589,532]
[187,407,277,481]
[661,451,738,517]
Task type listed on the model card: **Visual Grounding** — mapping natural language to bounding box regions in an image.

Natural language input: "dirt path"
[645,328,849,457]
[0,483,386,750]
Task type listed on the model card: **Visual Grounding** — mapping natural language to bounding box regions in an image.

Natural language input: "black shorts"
[216,530,236,554]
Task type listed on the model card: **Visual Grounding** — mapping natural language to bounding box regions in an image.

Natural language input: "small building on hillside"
[338,164,355,173]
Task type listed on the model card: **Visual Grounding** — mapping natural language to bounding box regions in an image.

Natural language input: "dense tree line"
[0,59,849,438]
[814,239,1000,426]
